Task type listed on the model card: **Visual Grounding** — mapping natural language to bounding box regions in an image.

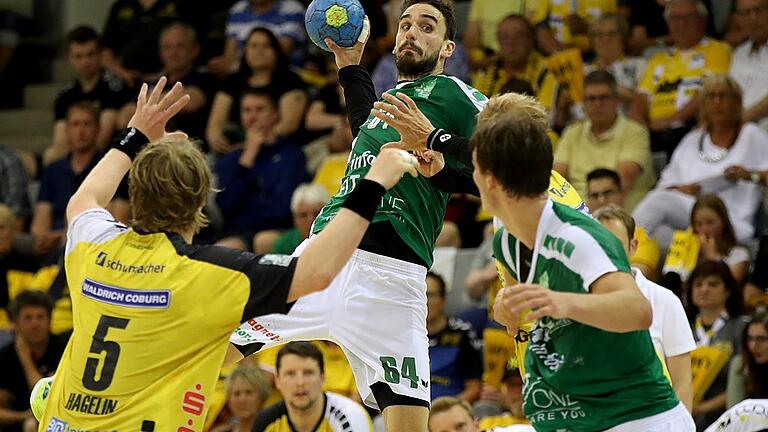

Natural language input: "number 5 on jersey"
[379,356,425,389]
[83,315,130,391]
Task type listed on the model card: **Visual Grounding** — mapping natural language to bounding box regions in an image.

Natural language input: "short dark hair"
[472,115,552,198]
[276,341,325,373]
[584,70,618,94]
[499,78,535,97]
[586,168,621,188]
[9,290,54,322]
[241,88,277,110]
[426,271,446,298]
[685,260,743,319]
[401,0,457,41]
[65,25,100,51]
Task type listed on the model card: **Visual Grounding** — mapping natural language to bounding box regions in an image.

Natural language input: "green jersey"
[492,200,678,432]
[311,75,487,267]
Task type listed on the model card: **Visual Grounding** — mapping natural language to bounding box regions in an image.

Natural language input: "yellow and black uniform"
[40,208,296,431]
[638,38,731,122]
[472,52,559,112]
[253,392,373,432]
[526,0,617,52]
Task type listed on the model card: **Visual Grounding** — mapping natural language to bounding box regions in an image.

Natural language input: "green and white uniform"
[231,75,488,408]
[312,75,486,266]
[493,199,688,432]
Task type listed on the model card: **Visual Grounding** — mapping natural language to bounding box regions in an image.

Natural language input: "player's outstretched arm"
[66,77,190,223]
[498,272,652,333]
[286,148,418,302]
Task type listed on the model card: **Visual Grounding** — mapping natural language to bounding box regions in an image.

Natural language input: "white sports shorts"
[606,402,695,432]
[230,238,430,409]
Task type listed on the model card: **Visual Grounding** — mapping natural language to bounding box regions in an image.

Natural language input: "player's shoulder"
[549,202,619,252]
[435,75,488,105]
[169,235,293,273]
[253,400,289,430]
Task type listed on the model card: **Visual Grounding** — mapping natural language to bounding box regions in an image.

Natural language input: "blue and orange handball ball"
[305,0,365,52]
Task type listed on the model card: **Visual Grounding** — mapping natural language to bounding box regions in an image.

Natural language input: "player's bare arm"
[288,148,419,301]
[66,77,190,223]
[498,271,652,333]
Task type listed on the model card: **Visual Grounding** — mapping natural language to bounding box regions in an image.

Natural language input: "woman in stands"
[206,27,308,154]
[726,310,768,408]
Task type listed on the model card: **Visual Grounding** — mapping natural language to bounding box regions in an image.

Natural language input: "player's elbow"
[632,296,653,330]
[287,271,333,302]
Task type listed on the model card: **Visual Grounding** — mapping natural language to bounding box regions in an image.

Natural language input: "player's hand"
[14,333,32,362]
[372,92,434,151]
[724,165,750,182]
[128,77,191,142]
[326,16,370,69]
[414,149,445,178]
[501,284,572,322]
[492,287,520,336]
[365,148,419,189]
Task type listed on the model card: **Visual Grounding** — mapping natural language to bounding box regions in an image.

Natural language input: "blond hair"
[700,74,743,128]
[476,92,548,130]
[428,396,474,429]
[129,139,213,234]
[225,364,271,404]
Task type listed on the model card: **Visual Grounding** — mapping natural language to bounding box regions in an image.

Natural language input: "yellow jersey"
[253,392,372,432]
[472,52,560,112]
[638,38,731,121]
[40,209,296,431]
[526,0,617,51]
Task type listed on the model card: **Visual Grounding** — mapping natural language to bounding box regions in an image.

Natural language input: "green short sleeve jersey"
[492,200,678,431]
[311,75,488,267]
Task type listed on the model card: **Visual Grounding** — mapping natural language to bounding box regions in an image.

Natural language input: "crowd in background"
[1,0,768,431]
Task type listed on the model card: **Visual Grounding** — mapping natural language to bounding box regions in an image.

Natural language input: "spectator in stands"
[426,272,482,403]
[554,70,654,211]
[0,205,40,347]
[304,72,345,138]
[624,0,669,55]
[743,236,768,309]
[633,74,768,249]
[462,0,526,67]
[214,90,307,251]
[48,26,132,166]
[208,0,306,76]
[585,14,646,110]
[471,15,558,113]
[270,183,329,255]
[207,27,308,154]
[595,204,696,411]
[252,342,372,431]
[312,116,353,196]
[475,367,529,430]
[630,0,732,158]
[527,0,618,55]
[33,102,129,255]
[726,310,768,408]
[587,169,661,279]
[429,396,534,432]
[686,260,746,428]
[692,196,750,284]
[0,9,24,110]
[0,291,68,432]
[154,22,214,146]
[101,0,184,84]
[730,0,768,130]
[0,147,29,231]
[211,365,271,432]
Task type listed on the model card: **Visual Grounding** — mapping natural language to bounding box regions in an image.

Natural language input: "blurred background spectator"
[729,0,768,130]
[726,310,768,408]
[270,183,329,255]
[211,365,271,432]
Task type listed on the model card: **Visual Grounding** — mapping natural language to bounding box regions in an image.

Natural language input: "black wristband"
[111,127,150,160]
[342,179,386,221]
[427,128,452,150]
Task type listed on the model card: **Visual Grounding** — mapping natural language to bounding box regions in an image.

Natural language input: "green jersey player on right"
[474,93,695,432]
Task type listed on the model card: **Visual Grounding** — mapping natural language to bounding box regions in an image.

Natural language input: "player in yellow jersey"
[37,78,420,431]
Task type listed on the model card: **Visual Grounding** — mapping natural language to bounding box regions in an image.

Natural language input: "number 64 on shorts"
[379,356,426,389]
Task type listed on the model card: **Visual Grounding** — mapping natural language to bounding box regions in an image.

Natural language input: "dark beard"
[395,49,440,80]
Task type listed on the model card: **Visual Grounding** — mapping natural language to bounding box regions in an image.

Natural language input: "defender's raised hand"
[128,77,191,142]
[365,148,419,190]
[372,92,435,151]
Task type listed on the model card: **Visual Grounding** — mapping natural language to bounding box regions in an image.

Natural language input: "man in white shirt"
[594,204,696,412]
[730,0,768,130]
